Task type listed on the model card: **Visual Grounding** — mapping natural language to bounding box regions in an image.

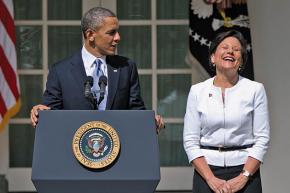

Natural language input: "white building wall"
[248,1,290,193]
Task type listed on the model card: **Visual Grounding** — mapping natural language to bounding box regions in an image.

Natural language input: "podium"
[31,110,160,193]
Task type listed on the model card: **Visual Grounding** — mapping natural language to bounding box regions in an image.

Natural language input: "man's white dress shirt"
[183,76,270,167]
[82,46,108,110]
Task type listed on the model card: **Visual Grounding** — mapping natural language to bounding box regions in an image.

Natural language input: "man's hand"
[155,115,165,134]
[30,104,50,127]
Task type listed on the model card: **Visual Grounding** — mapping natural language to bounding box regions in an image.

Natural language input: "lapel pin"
[209,93,212,97]
[113,69,117,72]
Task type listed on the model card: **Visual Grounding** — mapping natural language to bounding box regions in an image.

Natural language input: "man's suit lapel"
[106,56,120,110]
[70,51,87,93]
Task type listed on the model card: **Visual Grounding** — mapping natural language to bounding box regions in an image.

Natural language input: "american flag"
[0,0,21,131]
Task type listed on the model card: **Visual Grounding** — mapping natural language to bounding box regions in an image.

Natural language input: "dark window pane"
[117,0,151,20]
[15,75,42,118]
[157,25,188,68]
[158,123,188,166]
[14,0,42,20]
[48,0,82,20]
[48,26,82,67]
[157,74,191,117]
[9,124,35,167]
[157,0,188,19]
[139,75,152,109]
[16,26,42,69]
[118,26,151,69]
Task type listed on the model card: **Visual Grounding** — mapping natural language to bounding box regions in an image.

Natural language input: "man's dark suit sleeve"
[42,65,63,109]
[128,60,146,110]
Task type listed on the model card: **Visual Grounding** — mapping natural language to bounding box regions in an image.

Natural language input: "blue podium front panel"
[32,110,160,193]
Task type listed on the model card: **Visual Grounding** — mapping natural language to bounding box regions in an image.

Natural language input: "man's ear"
[85,30,95,41]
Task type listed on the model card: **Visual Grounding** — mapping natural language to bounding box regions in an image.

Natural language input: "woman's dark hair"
[209,30,248,73]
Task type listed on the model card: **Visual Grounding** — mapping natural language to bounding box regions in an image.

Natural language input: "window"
[117,0,190,166]
[11,0,82,168]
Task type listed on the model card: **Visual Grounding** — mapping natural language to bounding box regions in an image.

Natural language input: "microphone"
[98,75,107,105]
[84,76,94,99]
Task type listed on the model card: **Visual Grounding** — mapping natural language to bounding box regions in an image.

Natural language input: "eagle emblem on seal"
[86,133,108,157]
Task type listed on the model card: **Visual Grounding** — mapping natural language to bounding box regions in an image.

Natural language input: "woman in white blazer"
[183,30,270,193]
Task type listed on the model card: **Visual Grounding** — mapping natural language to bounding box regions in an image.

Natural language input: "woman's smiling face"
[211,36,242,74]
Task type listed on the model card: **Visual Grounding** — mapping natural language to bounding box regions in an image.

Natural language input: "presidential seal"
[72,121,120,169]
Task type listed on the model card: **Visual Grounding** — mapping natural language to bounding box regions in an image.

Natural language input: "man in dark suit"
[30,7,164,131]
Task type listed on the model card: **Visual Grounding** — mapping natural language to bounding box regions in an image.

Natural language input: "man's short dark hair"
[81,7,116,38]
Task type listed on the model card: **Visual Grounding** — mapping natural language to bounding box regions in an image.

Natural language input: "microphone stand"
[92,96,98,110]
[90,93,98,110]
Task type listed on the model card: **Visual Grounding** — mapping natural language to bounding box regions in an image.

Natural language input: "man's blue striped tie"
[92,59,104,100]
